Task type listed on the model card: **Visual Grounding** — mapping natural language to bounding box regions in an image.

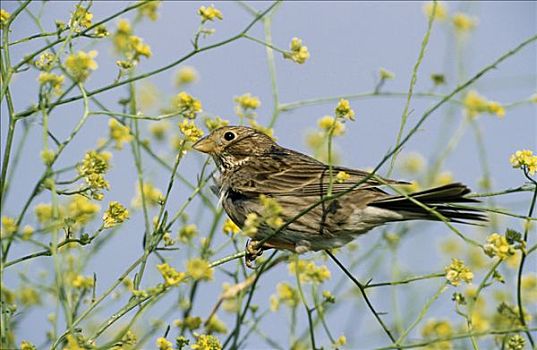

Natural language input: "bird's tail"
[370,183,487,224]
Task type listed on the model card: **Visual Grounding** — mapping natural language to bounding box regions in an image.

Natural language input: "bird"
[193,126,486,265]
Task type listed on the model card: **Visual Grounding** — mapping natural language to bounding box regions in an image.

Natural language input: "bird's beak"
[192,136,216,153]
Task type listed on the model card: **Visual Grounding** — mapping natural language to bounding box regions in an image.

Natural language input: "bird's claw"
[245,240,263,269]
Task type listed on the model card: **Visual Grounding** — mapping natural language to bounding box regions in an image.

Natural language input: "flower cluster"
[1,216,18,238]
[335,98,355,121]
[421,319,453,349]
[102,201,129,228]
[453,12,478,32]
[65,50,98,82]
[131,182,163,208]
[34,52,56,71]
[422,2,448,21]
[157,263,186,286]
[109,119,133,149]
[191,334,222,350]
[67,195,100,227]
[288,259,331,284]
[1,8,10,28]
[270,282,299,311]
[445,258,473,286]
[234,93,261,120]
[69,4,93,32]
[156,337,173,350]
[222,218,240,235]
[179,120,204,143]
[186,258,213,281]
[113,19,152,68]
[19,341,36,350]
[179,224,198,242]
[259,195,284,229]
[463,90,505,118]
[77,150,112,200]
[205,116,230,131]
[138,0,161,21]
[38,72,64,95]
[71,274,94,289]
[483,233,515,260]
[149,121,170,141]
[284,37,310,64]
[510,149,537,175]
[197,5,223,22]
[175,92,203,119]
[317,116,345,136]
[176,66,198,86]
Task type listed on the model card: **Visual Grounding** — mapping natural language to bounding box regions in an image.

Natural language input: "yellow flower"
[421,319,453,349]
[401,152,425,174]
[19,286,41,306]
[243,213,260,237]
[205,116,229,131]
[35,203,56,224]
[334,335,346,347]
[1,216,17,238]
[149,121,170,141]
[175,92,203,119]
[379,67,395,80]
[288,259,331,284]
[78,150,112,200]
[260,195,283,229]
[284,37,310,64]
[186,258,213,281]
[179,224,198,242]
[103,201,129,228]
[197,5,223,22]
[445,258,473,286]
[138,0,161,21]
[422,2,448,21]
[521,275,537,302]
[162,232,175,247]
[175,316,202,331]
[94,24,109,38]
[34,52,56,71]
[176,66,198,86]
[1,9,11,28]
[191,334,222,350]
[463,90,505,118]
[234,93,261,110]
[222,218,240,235]
[65,50,98,82]
[69,4,93,31]
[335,98,355,121]
[38,72,64,94]
[156,337,173,350]
[40,149,55,166]
[20,341,37,350]
[507,335,525,350]
[433,171,454,186]
[483,233,515,260]
[113,19,133,53]
[132,182,163,208]
[71,275,94,289]
[275,282,299,309]
[452,12,478,32]
[205,314,228,334]
[109,119,133,149]
[129,35,152,59]
[21,225,34,240]
[157,263,186,286]
[179,119,204,143]
[317,116,345,136]
[335,171,351,184]
[67,195,100,226]
[510,149,537,175]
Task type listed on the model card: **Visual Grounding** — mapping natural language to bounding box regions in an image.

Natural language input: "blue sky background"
[2,1,536,349]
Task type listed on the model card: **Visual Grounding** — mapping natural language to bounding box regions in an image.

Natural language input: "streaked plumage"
[193,126,486,253]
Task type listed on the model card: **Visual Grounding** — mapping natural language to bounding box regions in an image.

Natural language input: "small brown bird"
[193,126,485,261]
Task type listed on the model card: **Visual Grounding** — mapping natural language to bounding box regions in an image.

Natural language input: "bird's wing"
[228,148,406,197]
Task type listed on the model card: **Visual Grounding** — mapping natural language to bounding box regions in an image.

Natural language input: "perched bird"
[193,126,485,263]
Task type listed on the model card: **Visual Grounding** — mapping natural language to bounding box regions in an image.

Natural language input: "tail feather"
[371,183,487,224]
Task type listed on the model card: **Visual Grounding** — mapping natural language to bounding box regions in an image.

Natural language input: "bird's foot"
[245,240,264,269]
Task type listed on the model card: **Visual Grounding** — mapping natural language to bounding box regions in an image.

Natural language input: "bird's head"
[193,126,276,171]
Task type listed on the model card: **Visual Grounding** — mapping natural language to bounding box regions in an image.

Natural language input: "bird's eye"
[224,131,235,141]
